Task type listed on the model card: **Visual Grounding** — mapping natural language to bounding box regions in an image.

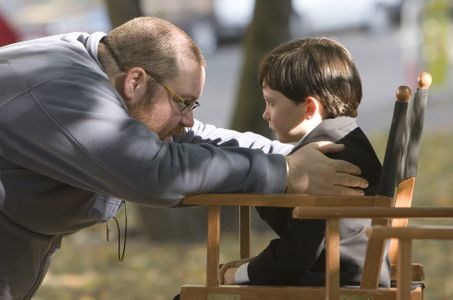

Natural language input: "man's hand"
[285,141,368,195]
[218,257,254,284]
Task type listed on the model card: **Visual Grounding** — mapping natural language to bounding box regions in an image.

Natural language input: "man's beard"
[128,99,186,141]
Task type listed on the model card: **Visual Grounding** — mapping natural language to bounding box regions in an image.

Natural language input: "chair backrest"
[376,71,431,199]
[362,72,432,287]
[387,72,432,265]
[376,85,411,199]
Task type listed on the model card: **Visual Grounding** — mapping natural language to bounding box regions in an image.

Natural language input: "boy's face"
[261,83,309,143]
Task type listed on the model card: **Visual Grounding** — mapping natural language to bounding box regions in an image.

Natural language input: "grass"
[34,133,453,300]
[35,223,275,300]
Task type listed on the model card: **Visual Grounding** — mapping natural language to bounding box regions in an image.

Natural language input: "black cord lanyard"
[106,201,127,262]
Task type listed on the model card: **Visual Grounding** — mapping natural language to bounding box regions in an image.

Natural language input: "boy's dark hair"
[258,37,362,118]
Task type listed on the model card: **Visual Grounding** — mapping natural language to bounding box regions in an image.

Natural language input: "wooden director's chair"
[179,72,453,300]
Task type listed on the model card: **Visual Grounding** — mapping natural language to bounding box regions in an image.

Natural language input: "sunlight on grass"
[35,133,453,300]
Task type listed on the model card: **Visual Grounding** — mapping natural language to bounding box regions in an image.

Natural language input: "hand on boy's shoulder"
[285,141,368,195]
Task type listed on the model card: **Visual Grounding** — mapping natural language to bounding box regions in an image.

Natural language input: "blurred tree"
[231,0,292,137]
[227,0,292,232]
[103,0,142,27]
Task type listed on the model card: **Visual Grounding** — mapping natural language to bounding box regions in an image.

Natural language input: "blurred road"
[196,28,453,135]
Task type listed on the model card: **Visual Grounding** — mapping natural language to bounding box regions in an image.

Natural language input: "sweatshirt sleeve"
[174,120,293,155]
[0,72,287,208]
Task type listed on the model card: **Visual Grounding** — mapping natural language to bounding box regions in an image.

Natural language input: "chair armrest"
[367,225,453,240]
[292,206,453,219]
[183,193,391,208]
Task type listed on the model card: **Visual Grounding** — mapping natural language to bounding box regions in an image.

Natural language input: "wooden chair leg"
[207,205,221,287]
[397,239,412,300]
[240,206,251,259]
[326,218,340,300]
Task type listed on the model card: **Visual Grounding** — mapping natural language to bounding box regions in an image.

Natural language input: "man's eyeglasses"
[103,37,200,113]
[145,72,200,113]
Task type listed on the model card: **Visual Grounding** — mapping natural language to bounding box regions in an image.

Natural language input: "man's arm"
[178,120,368,195]
[174,119,293,155]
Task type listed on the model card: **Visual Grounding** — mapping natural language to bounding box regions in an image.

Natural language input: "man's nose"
[180,110,195,128]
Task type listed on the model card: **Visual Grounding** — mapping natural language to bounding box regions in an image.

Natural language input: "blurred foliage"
[34,133,453,300]
[422,0,452,86]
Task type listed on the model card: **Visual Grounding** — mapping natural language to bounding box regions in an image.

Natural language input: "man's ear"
[118,67,149,105]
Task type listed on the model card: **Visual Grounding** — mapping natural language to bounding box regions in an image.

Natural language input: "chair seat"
[180,284,423,300]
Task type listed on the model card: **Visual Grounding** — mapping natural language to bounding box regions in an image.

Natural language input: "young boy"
[220,37,391,287]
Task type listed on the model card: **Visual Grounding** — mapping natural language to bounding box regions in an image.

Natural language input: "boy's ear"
[117,67,149,105]
[304,96,322,119]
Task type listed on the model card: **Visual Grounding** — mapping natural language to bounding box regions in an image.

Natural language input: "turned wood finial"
[396,85,412,103]
[418,72,432,89]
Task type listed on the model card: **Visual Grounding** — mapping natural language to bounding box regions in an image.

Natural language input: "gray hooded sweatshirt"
[0,32,291,299]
